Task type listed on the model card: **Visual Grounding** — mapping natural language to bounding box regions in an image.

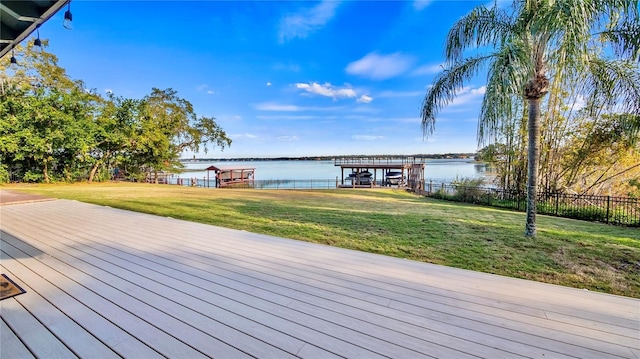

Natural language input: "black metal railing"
[168,177,340,189]
[423,183,640,227]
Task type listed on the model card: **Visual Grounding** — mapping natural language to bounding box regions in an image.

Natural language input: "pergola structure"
[0,0,69,59]
[205,165,256,188]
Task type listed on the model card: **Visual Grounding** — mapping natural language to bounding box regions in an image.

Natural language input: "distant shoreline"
[181,153,477,162]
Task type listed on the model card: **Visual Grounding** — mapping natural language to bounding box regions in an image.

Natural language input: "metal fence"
[423,183,640,227]
[168,177,340,189]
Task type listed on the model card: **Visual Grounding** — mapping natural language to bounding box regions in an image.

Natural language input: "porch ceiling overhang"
[0,0,69,59]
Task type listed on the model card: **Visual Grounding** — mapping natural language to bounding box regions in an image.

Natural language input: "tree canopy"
[0,42,231,183]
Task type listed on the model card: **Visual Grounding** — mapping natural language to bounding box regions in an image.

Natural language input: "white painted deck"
[1,199,638,359]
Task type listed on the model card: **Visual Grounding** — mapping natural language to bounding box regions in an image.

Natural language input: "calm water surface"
[179,159,491,184]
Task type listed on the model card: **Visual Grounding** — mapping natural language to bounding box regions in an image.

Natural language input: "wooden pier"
[335,156,425,190]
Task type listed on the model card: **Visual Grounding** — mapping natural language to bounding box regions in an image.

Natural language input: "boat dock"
[205,165,255,188]
[335,156,425,190]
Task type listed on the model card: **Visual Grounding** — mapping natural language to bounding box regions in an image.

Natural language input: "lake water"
[177,159,491,184]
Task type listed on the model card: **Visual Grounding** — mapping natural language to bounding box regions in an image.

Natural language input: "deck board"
[1,199,638,359]
[0,263,119,359]
[0,286,77,358]
[0,257,161,359]
[0,319,35,359]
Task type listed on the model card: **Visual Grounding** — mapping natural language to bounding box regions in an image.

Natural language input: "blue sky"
[38,0,494,158]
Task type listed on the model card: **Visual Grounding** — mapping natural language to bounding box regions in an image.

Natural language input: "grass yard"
[5,182,640,298]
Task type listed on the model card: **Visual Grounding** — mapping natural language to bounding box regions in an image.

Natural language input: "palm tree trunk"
[525,98,541,237]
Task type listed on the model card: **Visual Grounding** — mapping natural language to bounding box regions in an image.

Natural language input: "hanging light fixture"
[63,1,73,30]
[34,26,42,47]
[10,48,17,64]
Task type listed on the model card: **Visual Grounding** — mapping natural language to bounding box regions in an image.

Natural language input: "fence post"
[606,196,610,224]
[555,192,559,216]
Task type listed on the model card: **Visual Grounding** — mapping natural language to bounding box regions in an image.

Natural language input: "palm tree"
[421,0,640,237]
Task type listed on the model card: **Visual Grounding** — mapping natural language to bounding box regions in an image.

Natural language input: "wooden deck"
[1,199,638,358]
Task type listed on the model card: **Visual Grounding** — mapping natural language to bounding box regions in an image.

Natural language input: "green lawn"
[6,182,640,298]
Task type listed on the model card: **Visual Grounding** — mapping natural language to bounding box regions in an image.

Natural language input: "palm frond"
[542,0,639,73]
[420,54,493,137]
[445,5,515,64]
[598,18,640,62]
[478,42,530,145]
[583,58,640,115]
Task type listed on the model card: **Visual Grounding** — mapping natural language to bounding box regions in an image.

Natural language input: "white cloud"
[277,135,300,141]
[345,52,415,80]
[266,82,272,86]
[352,135,384,141]
[233,115,242,121]
[449,86,487,106]
[572,95,587,111]
[357,95,373,103]
[470,86,487,95]
[295,82,356,99]
[279,0,340,43]
[104,89,113,94]
[413,0,432,11]
[412,63,444,76]
[206,90,216,95]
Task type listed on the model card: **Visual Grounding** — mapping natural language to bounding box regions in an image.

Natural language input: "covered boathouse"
[205,165,255,188]
[335,156,425,191]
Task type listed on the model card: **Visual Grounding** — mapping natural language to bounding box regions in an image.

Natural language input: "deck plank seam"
[0,315,37,358]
